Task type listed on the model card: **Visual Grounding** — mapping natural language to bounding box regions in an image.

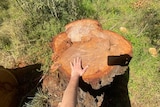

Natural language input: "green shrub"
[142,8,160,47]
[0,0,10,25]
[0,36,11,49]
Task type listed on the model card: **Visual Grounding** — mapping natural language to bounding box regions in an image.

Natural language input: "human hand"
[70,57,88,78]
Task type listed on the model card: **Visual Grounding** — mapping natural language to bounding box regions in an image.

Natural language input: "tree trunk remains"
[42,19,132,107]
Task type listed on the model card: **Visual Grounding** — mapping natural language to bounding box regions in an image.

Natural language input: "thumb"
[80,65,89,76]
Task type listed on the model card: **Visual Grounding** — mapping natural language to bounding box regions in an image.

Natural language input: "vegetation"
[0,0,159,106]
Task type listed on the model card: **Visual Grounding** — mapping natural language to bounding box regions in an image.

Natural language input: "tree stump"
[42,19,132,107]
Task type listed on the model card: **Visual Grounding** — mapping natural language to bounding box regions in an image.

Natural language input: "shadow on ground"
[0,64,43,107]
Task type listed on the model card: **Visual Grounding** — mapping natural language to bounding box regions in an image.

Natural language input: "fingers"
[73,58,76,65]
[83,65,89,72]
[72,57,81,66]
[75,57,81,65]
[77,57,81,66]
[70,57,88,76]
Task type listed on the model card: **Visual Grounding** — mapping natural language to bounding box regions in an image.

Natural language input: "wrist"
[70,75,80,81]
[71,72,81,78]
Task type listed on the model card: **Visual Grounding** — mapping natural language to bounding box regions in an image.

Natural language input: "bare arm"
[60,57,88,107]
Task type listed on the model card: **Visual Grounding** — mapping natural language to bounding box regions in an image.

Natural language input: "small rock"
[149,48,158,57]
[119,27,128,33]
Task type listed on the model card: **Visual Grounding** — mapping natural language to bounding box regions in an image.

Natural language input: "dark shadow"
[79,54,132,107]
[0,64,43,107]
[100,67,131,107]
[79,68,131,107]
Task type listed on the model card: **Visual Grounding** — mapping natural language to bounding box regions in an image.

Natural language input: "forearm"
[61,76,79,107]
[60,57,88,107]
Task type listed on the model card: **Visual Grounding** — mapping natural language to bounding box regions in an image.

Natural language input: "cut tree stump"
[42,19,132,107]
[50,19,132,89]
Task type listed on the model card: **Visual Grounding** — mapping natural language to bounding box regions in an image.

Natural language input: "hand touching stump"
[60,57,88,107]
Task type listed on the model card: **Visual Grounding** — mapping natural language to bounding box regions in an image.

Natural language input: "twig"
[136,23,148,37]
